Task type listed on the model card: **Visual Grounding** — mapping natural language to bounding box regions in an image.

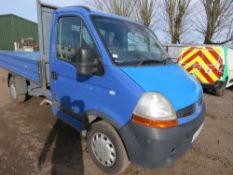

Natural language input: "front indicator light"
[132,92,177,128]
[132,114,178,128]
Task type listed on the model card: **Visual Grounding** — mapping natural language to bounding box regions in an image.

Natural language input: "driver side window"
[56,16,96,65]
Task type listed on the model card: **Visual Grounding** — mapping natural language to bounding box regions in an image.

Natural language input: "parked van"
[178,46,233,96]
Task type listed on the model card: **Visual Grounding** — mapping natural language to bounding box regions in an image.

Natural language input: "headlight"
[132,92,178,128]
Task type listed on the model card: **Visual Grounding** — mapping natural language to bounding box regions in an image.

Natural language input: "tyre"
[216,84,225,97]
[87,121,130,174]
[9,77,26,103]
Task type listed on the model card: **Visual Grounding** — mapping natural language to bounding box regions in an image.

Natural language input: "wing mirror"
[76,47,100,76]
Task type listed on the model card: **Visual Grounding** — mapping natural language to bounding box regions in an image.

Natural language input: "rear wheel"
[9,77,26,103]
[216,84,225,96]
[87,121,130,174]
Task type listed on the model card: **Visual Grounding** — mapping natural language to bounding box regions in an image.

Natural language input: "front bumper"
[119,105,205,168]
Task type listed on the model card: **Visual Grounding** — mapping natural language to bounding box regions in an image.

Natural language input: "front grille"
[177,104,196,118]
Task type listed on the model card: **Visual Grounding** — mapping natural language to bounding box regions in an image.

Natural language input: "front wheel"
[87,121,130,174]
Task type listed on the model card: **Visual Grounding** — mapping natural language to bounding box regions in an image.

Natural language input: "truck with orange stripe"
[178,46,233,96]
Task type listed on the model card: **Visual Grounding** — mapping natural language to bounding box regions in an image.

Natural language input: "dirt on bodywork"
[0,68,233,175]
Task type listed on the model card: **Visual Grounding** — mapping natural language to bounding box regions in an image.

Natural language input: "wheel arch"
[7,72,13,87]
[82,110,122,132]
[82,110,131,154]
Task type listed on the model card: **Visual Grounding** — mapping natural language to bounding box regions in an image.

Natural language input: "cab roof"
[55,5,140,26]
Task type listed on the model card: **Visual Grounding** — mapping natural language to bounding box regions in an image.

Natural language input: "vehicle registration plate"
[192,123,204,143]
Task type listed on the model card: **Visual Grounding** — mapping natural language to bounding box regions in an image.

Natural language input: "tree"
[91,0,137,17]
[196,0,233,44]
[136,0,156,27]
[162,0,192,44]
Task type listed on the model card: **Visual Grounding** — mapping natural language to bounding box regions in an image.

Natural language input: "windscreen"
[92,16,169,66]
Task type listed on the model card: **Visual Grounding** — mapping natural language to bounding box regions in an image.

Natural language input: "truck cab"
[48,5,205,173]
[0,2,206,174]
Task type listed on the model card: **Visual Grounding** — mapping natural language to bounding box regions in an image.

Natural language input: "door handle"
[51,71,58,80]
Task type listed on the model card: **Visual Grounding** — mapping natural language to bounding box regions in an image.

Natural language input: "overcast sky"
[0,0,205,44]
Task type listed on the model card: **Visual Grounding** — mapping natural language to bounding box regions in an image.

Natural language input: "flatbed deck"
[0,51,41,84]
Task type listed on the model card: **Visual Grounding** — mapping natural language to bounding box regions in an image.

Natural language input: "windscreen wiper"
[137,59,164,66]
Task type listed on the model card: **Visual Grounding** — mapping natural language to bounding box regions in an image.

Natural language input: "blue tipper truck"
[0,1,205,174]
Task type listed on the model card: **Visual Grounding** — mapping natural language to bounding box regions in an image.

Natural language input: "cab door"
[50,15,98,130]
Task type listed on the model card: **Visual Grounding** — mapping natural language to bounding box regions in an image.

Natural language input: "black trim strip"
[230,79,233,83]
[41,4,57,10]
[177,103,196,118]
